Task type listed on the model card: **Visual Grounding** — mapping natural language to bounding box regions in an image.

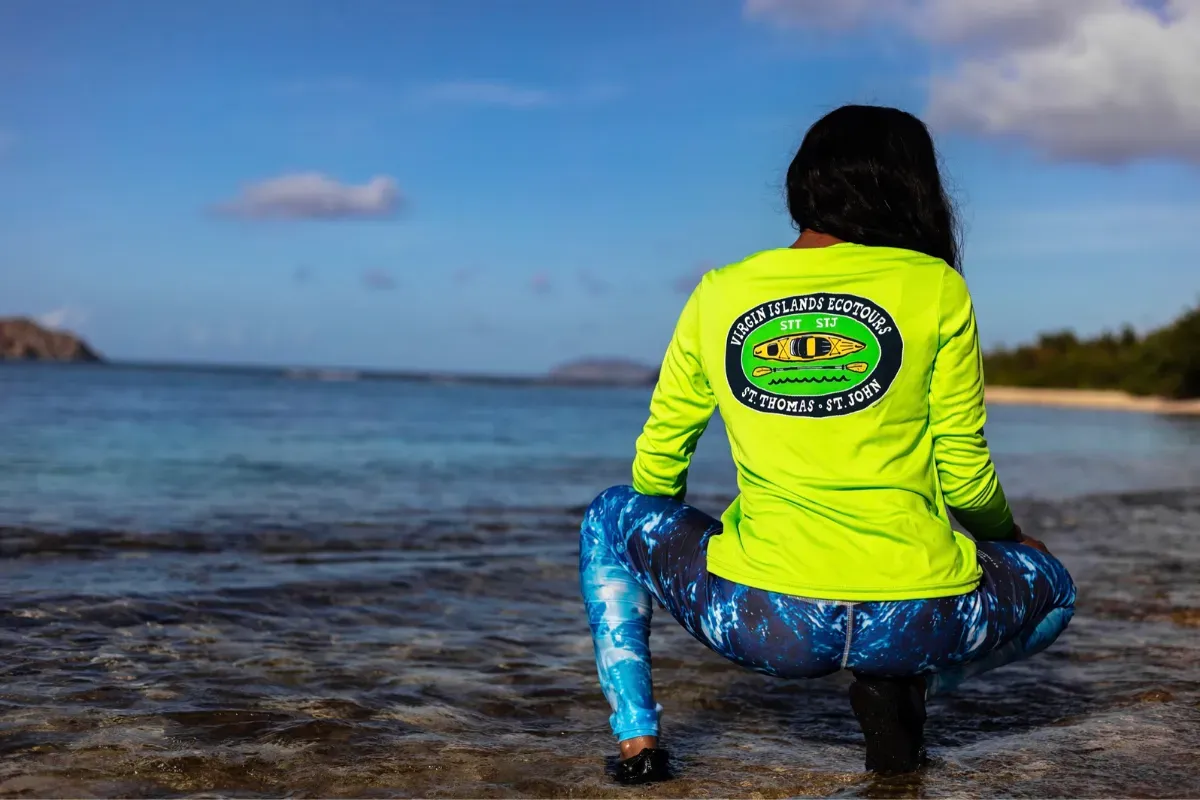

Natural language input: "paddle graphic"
[752,362,869,378]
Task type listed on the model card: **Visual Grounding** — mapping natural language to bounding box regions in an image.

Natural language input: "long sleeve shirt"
[632,243,1013,601]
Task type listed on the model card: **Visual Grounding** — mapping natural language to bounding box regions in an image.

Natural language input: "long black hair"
[785,105,962,273]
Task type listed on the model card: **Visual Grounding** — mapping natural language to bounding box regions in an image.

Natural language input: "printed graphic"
[725,293,903,418]
[751,333,866,363]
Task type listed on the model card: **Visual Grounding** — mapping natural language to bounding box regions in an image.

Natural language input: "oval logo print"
[725,293,903,418]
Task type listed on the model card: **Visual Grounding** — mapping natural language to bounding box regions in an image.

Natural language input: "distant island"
[5,302,1198,414]
[0,318,103,363]
[547,357,658,386]
[984,304,1199,400]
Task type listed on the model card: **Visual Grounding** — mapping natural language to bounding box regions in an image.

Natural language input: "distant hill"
[0,318,103,363]
[548,357,657,386]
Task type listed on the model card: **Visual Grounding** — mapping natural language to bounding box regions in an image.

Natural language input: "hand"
[1012,524,1051,555]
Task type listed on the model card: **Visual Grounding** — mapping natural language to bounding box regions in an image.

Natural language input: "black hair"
[786,105,962,272]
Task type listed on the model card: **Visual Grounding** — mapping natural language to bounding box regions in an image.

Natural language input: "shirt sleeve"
[632,283,718,500]
[930,268,1016,540]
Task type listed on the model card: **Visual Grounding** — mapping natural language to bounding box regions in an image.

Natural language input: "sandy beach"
[986,385,1200,415]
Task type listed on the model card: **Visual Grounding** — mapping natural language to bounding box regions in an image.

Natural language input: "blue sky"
[2,0,1199,374]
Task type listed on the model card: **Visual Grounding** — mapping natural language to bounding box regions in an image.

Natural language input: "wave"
[2,488,1197,559]
[767,375,850,386]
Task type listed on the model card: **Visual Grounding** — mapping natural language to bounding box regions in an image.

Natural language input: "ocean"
[1,363,1198,797]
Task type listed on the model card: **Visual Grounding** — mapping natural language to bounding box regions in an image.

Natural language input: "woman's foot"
[848,675,928,775]
[615,736,672,785]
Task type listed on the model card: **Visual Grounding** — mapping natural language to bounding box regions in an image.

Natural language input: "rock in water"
[547,358,657,386]
[0,318,103,362]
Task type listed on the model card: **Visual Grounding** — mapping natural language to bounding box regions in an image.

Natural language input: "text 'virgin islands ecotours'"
[725,293,903,418]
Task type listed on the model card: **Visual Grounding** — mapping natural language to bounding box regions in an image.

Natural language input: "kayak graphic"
[751,333,867,363]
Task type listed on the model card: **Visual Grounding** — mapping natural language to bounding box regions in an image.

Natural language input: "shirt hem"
[706,557,982,602]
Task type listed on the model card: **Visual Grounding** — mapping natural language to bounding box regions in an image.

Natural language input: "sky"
[2,0,1199,375]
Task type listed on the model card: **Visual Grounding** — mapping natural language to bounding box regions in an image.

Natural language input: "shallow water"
[1,365,1199,797]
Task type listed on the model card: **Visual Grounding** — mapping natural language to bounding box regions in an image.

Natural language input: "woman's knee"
[581,486,644,562]
[1060,566,1077,611]
[589,485,637,515]
[583,485,637,537]
[979,540,1077,612]
[1042,555,1077,634]
[1038,551,1077,613]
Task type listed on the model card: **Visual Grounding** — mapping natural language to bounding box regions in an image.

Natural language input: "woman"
[579,105,1076,783]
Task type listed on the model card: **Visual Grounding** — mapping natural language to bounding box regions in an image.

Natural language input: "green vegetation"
[983,305,1200,400]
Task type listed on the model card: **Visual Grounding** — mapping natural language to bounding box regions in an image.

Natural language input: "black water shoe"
[615,748,672,785]
[849,675,928,775]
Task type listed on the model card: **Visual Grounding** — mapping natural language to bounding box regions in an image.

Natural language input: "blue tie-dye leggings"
[580,485,1076,742]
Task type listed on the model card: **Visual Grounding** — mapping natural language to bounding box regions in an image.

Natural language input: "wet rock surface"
[0,491,1197,797]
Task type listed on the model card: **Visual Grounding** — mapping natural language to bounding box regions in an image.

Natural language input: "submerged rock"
[0,318,103,362]
[1171,608,1200,628]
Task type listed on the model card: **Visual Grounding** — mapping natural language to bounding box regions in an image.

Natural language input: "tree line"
[983,304,1200,399]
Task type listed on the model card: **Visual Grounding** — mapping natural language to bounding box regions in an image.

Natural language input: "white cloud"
[37,306,88,331]
[747,0,1133,44]
[216,173,401,220]
[414,81,555,109]
[915,0,1114,48]
[929,1,1200,164]
[747,0,1200,164]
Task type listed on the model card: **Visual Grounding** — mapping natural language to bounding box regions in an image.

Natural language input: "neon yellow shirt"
[632,244,1014,601]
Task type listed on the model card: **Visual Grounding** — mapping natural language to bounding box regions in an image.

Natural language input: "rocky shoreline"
[0,318,102,362]
[0,485,1196,797]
